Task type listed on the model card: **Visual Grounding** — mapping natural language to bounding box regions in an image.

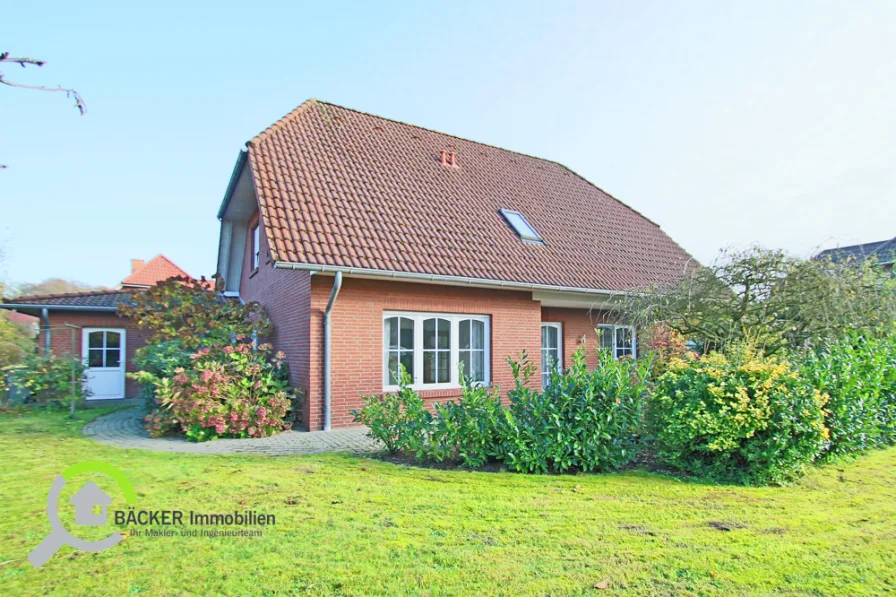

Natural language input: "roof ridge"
[250,99,319,145]
[250,98,578,168]
[818,236,896,255]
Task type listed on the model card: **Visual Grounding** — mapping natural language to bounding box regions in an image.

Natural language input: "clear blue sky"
[3,1,895,288]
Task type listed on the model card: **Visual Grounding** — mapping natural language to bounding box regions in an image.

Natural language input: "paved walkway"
[83,408,382,456]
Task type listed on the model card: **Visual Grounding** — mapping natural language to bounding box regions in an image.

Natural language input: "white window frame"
[383,311,490,392]
[541,322,563,388]
[252,223,260,269]
[598,324,637,359]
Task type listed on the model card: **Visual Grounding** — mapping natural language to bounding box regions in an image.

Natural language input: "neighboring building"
[0,256,203,401]
[120,255,196,289]
[815,237,896,271]
[216,100,695,430]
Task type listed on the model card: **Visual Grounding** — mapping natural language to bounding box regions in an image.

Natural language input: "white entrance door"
[82,328,126,400]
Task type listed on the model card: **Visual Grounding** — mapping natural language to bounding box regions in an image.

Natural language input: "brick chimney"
[131,259,144,273]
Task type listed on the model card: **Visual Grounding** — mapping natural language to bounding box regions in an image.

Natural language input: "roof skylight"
[499,209,543,244]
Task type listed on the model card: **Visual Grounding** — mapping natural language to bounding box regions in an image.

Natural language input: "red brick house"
[216,100,694,430]
[0,256,201,401]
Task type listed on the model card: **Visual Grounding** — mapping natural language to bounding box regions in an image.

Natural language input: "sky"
[2,1,895,288]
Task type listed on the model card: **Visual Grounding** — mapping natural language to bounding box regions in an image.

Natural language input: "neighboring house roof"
[121,254,193,288]
[235,99,695,293]
[816,237,896,266]
[0,290,135,315]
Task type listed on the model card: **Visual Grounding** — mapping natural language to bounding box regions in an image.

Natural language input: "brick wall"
[237,211,312,425]
[41,312,148,399]
[304,276,545,429]
[540,306,616,369]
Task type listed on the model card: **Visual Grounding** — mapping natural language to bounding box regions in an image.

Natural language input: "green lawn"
[1,409,894,596]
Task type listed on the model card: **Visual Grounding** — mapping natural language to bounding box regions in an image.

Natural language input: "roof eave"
[216,149,249,220]
[273,261,635,297]
[0,303,121,316]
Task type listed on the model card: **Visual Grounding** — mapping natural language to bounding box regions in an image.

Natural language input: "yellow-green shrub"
[647,345,829,485]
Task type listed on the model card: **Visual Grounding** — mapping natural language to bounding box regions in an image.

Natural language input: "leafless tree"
[1,51,85,169]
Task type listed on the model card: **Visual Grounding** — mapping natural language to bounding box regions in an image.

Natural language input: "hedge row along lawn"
[1,408,894,596]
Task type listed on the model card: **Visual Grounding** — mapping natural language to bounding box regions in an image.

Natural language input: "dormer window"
[499,209,543,244]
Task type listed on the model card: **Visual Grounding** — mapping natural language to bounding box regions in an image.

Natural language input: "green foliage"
[797,331,896,457]
[352,368,433,455]
[648,344,829,485]
[0,314,34,369]
[355,350,651,473]
[118,277,271,349]
[625,246,896,355]
[133,339,193,378]
[353,366,504,467]
[2,353,89,405]
[136,340,297,441]
[497,349,652,473]
[430,374,504,467]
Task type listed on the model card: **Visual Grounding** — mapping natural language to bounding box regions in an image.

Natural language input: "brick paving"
[82,408,382,456]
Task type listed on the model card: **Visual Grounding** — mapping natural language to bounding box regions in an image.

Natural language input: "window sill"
[383,384,493,399]
[248,268,259,279]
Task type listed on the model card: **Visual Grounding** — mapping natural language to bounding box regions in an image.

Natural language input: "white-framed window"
[598,324,636,359]
[252,223,260,269]
[541,322,563,388]
[383,312,490,391]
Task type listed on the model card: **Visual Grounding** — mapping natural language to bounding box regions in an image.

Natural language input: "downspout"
[323,272,343,431]
[41,308,51,356]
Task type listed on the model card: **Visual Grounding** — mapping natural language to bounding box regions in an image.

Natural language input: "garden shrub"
[648,344,829,485]
[2,354,89,406]
[352,368,433,455]
[354,368,504,466]
[496,349,651,474]
[136,340,297,441]
[429,373,504,467]
[797,331,896,457]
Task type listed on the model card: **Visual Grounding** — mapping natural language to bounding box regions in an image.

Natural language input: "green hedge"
[353,349,651,473]
[798,332,896,457]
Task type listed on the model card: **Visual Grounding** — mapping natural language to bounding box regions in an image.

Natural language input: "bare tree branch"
[0,51,86,115]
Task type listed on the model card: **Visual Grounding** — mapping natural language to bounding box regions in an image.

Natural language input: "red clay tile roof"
[246,100,695,292]
[121,255,192,287]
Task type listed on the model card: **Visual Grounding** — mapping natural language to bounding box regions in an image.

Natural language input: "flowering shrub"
[136,339,298,442]
[640,326,698,378]
[648,344,829,485]
[2,354,89,405]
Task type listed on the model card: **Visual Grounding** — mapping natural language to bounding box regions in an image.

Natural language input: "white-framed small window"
[598,324,636,359]
[541,322,563,388]
[383,312,490,391]
[252,223,260,269]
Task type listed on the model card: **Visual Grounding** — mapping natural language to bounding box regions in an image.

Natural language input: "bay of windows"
[384,312,489,390]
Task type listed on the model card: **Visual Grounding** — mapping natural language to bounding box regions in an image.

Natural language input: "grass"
[1,409,895,596]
